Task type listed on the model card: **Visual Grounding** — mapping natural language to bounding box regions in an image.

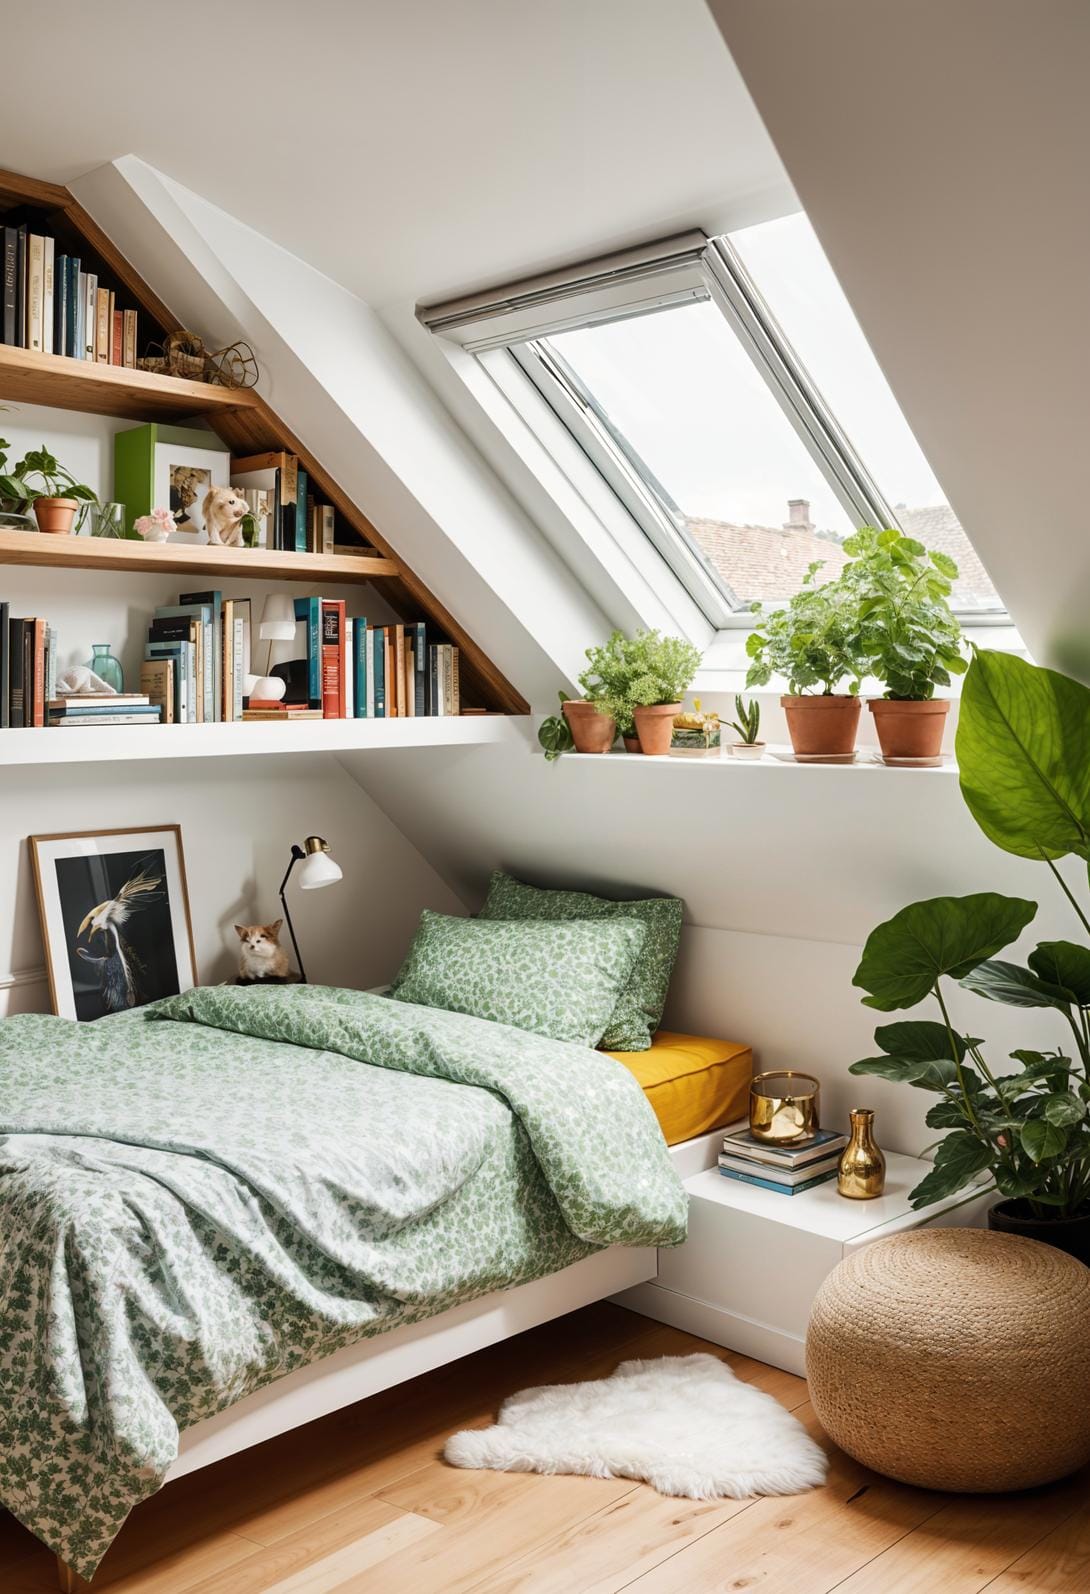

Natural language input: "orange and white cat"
[234,920,291,983]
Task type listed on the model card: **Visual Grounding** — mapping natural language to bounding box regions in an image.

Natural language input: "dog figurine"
[202,486,248,546]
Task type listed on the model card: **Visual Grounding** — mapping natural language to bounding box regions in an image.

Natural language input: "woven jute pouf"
[806,1227,1090,1492]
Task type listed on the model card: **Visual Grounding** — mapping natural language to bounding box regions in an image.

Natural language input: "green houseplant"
[538,691,576,762]
[579,629,702,756]
[745,559,867,758]
[849,648,1090,1261]
[840,526,967,760]
[0,443,97,535]
[728,694,764,759]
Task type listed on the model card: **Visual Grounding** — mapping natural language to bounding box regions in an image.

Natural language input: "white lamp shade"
[259,593,297,642]
[249,674,287,702]
[298,850,343,890]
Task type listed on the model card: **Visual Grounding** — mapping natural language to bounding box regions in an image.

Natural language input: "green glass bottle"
[87,643,124,694]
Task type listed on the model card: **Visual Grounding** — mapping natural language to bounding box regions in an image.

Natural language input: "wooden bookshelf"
[0,343,263,422]
[0,527,396,585]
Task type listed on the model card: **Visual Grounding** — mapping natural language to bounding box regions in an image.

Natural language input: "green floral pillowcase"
[478,870,683,1052]
[389,909,648,1048]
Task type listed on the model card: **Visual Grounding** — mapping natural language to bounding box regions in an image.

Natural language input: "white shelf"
[0,715,529,766]
[558,745,958,773]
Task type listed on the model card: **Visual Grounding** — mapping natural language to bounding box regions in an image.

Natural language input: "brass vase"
[837,1107,886,1199]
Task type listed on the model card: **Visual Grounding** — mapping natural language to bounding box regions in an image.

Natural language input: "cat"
[234,919,291,983]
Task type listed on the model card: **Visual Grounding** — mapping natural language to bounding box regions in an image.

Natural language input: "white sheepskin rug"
[445,1353,827,1498]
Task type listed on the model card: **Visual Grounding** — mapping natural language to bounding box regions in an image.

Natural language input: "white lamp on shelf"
[246,594,296,702]
[279,835,344,982]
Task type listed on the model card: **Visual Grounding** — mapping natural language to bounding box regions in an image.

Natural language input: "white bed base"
[167,1127,722,1483]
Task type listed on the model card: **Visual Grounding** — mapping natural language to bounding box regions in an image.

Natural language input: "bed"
[0,982,694,1584]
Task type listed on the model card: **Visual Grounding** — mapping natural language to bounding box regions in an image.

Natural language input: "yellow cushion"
[606,1030,752,1146]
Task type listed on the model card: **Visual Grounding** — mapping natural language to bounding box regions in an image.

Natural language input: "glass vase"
[89,501,126,539]
[87,644,124,693]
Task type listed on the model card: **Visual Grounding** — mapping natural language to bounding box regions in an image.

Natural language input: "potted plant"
[0,444,97,534]
[580,629,702,757]
[745,561,866,758]
[841,527,967,761]
[848,649,1090,1262]
[728,694,765,759]
[538,692,576,761]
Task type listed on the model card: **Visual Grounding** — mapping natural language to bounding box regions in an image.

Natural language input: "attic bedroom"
[2,2,1089,1591]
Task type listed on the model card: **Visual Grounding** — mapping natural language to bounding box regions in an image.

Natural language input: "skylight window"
[422,218,1004,624]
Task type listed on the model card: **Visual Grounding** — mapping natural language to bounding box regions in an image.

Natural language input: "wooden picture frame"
[30,824,198,1020]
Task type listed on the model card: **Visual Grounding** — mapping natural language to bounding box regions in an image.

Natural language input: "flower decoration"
[134,507,175,543]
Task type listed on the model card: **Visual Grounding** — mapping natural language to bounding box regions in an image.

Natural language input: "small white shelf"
[0,715,529,767]
[558,745,958,773]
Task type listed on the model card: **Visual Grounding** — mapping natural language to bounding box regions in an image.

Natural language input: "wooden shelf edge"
[0,716,531,767]
[0,343,261,420]
[0,528,396,584]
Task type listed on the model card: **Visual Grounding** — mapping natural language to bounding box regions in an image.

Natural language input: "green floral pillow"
[389,909,647,1048]
[478,870,683,1052]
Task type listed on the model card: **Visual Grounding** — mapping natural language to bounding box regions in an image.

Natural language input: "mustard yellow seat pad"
[605,1030,752,1146]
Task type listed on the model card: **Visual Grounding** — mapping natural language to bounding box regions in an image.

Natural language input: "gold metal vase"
[749,1071,820,1145]
[837,1107,886,1199]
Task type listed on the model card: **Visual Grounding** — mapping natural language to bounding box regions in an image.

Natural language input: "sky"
[546,212,947,534]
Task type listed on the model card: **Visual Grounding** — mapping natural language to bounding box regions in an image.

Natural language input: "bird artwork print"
[75,860,166,1013]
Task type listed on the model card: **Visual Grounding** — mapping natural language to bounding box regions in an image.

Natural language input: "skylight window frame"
[421,231,1003,631]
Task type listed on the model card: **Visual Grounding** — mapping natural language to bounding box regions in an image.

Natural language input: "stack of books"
[47,694,161,728]
[718,1124,849,1196]
[1,225,138,364]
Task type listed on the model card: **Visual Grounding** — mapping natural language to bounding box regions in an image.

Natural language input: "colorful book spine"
[14,226,27,348]
[66,257,80,357]
[372,626,385,717]
[295,468,308,553]
[26,234,44,352]
[42,237,54,355]
[53,255,68,356]
[293,597,322,708]
[95,286,110,363]
[320,600,346,718]
[82,272,97,359]
[1,227,16,345]
[353,618,369,717]
[718,1167,838,1197]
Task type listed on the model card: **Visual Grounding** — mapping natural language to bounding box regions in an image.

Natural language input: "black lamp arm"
[278,844,307,984]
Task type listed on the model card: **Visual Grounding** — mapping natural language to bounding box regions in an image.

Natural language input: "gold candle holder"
[837,1107,887,1198]
[749,1070,820,1145]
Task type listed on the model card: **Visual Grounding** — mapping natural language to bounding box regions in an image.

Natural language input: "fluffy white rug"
[445,1353,827,1499]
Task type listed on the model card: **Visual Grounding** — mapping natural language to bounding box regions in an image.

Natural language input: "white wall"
[708,0,1090,675]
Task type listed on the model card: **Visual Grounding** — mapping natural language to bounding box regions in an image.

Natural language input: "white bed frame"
[56,1128,721,1590]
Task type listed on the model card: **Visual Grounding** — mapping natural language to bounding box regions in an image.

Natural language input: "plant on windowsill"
[840,526,967,762]
[539,691,577,761]
[0,442,98,535]
[727,694,765,759]
[579,628,703,756]
[848,649,1090,1264]
[744,560,866,759]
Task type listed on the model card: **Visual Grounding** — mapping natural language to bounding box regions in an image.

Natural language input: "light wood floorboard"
[4,1302,1087,1594]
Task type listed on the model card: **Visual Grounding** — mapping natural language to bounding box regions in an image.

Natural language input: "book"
[352,618,369,717]
[231,454,297,550]
[180,591,223,722]
[159,601,215,722]
[721,1126,850,1169]
[95,286,110,363]
[321,600,346,718]
[83,272,97,359]
[295,467,308,553]
[30,619,46,728]
[26,234,44,352]
[242,707,324,721]
[49,712,162,727]
[718,1166,839,1197]
[372,626,386,717]
[290,597,322,707]
[42,237,54,355]
[140,660,175,724]
[74,266,85,361]
[54,253,68,357]
[319,505,335,555]
[49,703,159,719]
[48,695,152,713]
[122,307,137,367]
[1,227,16,345]
[145,640,193,723]
[8,618,25,726]
[14,226,27,348]
[111,306,123,366]
[718,1152,842,1187]
[0,601,7,728]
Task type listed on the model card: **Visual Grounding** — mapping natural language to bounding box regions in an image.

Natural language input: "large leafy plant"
[840,526,967,699]
[579,629,702,732]
[850,649,1090,1217]
[0,441,96,507]
[745,560,866,695]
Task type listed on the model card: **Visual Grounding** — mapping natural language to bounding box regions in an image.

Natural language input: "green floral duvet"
[0,984,686,1578]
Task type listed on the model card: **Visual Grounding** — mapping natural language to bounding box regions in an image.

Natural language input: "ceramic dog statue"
[202,486,248,546]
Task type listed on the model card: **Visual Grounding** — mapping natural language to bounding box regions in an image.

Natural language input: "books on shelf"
[717,1122,848,1197]
[0,223,138,363]
[3,610,63,728]
[47,694,161,728]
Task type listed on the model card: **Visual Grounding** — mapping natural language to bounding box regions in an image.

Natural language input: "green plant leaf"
[960,959,1074,1010]
[929,549,959,579]
[925,1099,968,1128]
[852,893,1038,1011]
[537,714,573,762]
[1020,1118,1068,1162]
[909,1134,991,1208]
[849,1055,924,1084]
[1028,941,1090,1006]
[873,1019,967,1063]
[1042,1091,1085,1127]
[956,649,1090,861]
[850,1054,958,1090]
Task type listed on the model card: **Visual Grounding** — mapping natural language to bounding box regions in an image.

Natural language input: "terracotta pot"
[869,698,950,761]
[989,1199,1090,1267]
[781,694,861,758]
[33,496,79,535]
[634,702,682,757]
[729,742,766,760]
[562,700,616,754]
[622,734,642,754]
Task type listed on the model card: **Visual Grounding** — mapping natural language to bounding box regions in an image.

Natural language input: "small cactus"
[729,694,761,744]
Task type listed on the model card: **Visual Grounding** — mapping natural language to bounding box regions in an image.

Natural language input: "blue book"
[352,617,369,717]
[66,258,80,356]
[372,626,386,717]
[50,702,160,717]
[53,255,68,356]
[73,267,85,362]
[721,1126,848,1168]
[295,468,308,553]
[292,597,322,708]
[407,621,427,716]
[146,640,194,723]
[718,1166,838,1197]
[158,602,213,722]
[179,591,222,721]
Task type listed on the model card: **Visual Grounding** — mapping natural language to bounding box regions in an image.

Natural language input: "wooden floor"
[3,1304,1088,1593]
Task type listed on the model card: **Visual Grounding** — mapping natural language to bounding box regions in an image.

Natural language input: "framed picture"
[114,424,231,544]
[30,825,198,1021]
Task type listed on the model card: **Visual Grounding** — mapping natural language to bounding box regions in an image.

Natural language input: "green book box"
[113,423,231,539]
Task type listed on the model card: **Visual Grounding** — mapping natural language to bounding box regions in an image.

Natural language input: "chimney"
[784,499,814,532]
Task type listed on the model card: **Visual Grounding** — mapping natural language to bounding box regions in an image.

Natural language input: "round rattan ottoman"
[806,1227,1090,1492]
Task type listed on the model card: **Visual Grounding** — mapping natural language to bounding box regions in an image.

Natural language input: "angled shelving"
[0,528,395,585]
[0,715,531,767]
[0,343,263,422]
